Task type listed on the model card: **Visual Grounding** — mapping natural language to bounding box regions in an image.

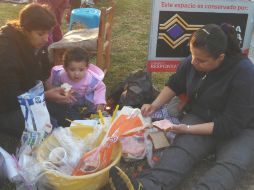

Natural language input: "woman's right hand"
[45,87,76,104]
[141,86,176,117]
[141,104,157,117]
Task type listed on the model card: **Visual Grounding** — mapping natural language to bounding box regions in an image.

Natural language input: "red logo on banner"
[147,60,181,72]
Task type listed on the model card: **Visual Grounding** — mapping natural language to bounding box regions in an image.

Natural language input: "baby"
[48,47,106,126]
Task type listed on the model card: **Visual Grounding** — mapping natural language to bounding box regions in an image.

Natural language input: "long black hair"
[190,23,241,59]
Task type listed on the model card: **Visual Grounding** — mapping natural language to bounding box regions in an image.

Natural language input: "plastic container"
[37,126,122,190]
[48,147,67,165]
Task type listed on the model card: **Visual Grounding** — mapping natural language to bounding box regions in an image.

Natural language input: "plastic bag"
[49,126,96,172]
[15,81,53,189]
[120,131,146,161]
[17,81,52,154]
[0,147,21,183]
[72,107,149,176]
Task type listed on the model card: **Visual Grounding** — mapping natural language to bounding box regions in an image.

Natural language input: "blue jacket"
[167,54,254,139]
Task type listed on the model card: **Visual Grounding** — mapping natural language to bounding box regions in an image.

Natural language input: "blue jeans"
[139,101,254,190]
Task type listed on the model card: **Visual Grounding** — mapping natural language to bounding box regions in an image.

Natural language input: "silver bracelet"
[187,125,190,129]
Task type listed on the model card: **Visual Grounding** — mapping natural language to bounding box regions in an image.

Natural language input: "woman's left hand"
[166,122,214,135]
[166,124,190,134]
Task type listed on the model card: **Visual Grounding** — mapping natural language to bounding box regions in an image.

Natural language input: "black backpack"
[108,69,159,108]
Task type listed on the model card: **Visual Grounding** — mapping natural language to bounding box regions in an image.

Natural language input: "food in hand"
[153,119,174,131]
[61,83,72,96]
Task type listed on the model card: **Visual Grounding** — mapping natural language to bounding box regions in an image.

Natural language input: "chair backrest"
[96,0,116,73]
[49,1,116,72]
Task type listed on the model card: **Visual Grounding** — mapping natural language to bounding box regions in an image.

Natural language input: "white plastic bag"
[120,133,146,161]
[15,81,53,189]
[0,147,21,182]
[17,81,52,153]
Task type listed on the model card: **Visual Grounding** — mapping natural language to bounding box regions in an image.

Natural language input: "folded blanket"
[48,28,98,62]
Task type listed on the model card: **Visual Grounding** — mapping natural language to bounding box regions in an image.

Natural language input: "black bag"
[108,69,159,108]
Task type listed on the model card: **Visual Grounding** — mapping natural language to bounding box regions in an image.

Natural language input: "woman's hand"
[45,87,76,104]
[96,104,105,112]
[141,104,157,117]
[165,124,190,134]
[141,86,176,117]
[165,122,214,135]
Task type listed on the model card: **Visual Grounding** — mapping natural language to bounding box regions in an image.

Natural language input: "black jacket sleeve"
[0,37,23,112]
[213,59,254,139]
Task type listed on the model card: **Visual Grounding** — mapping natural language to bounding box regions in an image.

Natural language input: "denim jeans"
[139,99,254,190]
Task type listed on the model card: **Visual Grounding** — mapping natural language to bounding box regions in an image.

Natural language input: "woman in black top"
[109,24,254,190]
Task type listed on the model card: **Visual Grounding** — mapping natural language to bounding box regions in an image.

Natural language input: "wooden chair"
[48,0,116,74]
[96,1,115,73]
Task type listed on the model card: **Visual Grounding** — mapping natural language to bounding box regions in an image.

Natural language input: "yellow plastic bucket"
[37,126,122,190]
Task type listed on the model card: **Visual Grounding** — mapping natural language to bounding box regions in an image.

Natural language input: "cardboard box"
[148,131,170,150]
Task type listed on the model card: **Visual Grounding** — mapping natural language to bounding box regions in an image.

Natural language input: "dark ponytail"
[220,23,242,56]
[190,23,241,59]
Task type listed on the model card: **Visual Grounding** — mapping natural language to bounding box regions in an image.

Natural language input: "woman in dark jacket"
[0,4,74,147]
[109,24,254,190]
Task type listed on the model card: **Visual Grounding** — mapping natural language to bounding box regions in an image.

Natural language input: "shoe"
[109,166,143,190]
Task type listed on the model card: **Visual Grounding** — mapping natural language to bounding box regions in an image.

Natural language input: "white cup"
[48,147,67,165]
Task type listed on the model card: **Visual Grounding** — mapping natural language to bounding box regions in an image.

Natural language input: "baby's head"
[63,47,89,82]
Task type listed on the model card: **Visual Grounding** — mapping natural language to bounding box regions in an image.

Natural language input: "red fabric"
[37,0,69,42]
[178,93,188,111]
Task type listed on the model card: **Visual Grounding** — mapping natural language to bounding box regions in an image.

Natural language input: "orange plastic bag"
[72,114,143,176]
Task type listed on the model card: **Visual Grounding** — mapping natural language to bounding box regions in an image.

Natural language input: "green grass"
[0,1,168,189]
[0,1,169,91]
[1,1,254,190]
[0,3,24,25]
[104,0,170,89]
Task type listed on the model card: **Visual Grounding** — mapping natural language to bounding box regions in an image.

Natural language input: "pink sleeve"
[93,81,106,105]
[48,65,56,85]
[48,65,64,87]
